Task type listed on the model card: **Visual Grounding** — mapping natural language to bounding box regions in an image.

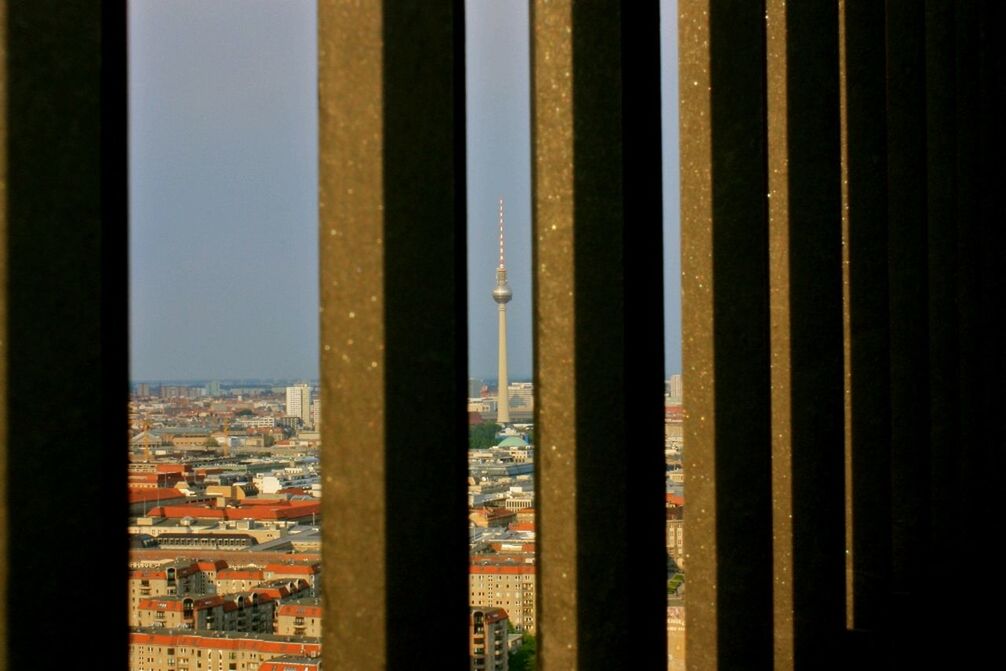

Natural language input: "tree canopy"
[469,422,501,450]
[509,634,537,671]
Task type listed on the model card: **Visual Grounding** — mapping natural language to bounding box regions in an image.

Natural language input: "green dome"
[497,436,529,448]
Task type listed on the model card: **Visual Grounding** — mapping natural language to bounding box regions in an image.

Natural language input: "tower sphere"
[493,283,512,304]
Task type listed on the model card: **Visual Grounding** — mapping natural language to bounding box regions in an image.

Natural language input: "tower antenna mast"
[493,198,513,425]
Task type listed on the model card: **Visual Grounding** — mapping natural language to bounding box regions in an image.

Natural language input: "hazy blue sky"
[129,0,680,382]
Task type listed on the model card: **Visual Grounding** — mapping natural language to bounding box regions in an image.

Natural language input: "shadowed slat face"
[533,1,668,668]
[319,2,469,669]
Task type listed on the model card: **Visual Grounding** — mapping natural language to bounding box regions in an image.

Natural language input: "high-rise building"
[470,607,510,671]
[666,374,683,405]
[285,384,311,427]
[207,380,221,397]
[506,382,534,416]
[493,199,513,425]
[469,557,535,632]
[310,398,321,430]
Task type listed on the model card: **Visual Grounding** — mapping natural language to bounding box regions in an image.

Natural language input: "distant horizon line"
[131,371,683,385]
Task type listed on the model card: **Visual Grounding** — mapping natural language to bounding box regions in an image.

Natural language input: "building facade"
[275,599,322,638]
[129,631,320,671]
[469,560,535,633]
[285,384,311,427]
[470,607,509,671]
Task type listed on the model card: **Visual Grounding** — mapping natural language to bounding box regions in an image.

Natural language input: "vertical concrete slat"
[963,1,1006,661]
[923,3,961,668]
[532,1,665,667]
[0,0,7,657]
[951,5,980,661]
[530,0,577,666]
[3,0,129,667]
[884,4,930,667]
[768,1,846,667]
[682,2,774,669]
[620,2,669,665]
[318,2,468,668]
[841,0,893,659]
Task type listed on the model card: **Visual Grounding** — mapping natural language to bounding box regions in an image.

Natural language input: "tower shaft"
[497,302,510,424]
[492,197,513,425]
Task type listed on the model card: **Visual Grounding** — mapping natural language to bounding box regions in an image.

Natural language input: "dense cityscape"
[127,201,684,670]
[125,374,684,670]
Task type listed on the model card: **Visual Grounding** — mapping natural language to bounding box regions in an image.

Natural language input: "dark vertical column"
[318,2,468,668]
[571,0,667,666]
[769,1,846,666]
[961,0,1006,662]
[3,0,128,667]
[708,0,775,666]
[843,1,892,657]
[533,0,666,667]
[951,6,980,663]
[0,2,9,651]
[923,3,961,668]
[884,3,930,667]
[619,5,668,661]
[681,1,774,669]
[382,1,469,666]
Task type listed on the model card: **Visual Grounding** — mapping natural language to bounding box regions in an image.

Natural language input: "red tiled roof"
[129,488,189,503]
[217,569,264,580]
[147,505,225,519]
[146,500,320,521]
[469,564,536,575]
[277,604,322,618]
[156,464,191,474]
[129,632,321,655]
[276,487,308,495]
[260,662,321,671]
[666,493,685,507]
[252,587,291,600]
[471,607,509,624]
[195,560,229,571]
[265,563,318,575]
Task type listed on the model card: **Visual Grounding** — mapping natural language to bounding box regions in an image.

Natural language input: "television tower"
[493,198,512,425]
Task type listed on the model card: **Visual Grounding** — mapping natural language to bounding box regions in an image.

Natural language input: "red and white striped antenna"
[498,197,505,269]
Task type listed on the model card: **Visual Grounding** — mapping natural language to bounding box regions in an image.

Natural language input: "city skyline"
[128,0,680,382]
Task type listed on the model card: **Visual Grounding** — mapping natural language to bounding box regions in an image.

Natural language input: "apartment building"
[503,490,533,511]
[136,593,276,634]
[275,598,322,638]
[137,595,226,630]
[469,558,536,633]
[470,607,509,671]
[263,563,320,592]
[469,508,517,529]
[215,567,266,594]
[259,658,322,671]
[129,630,320,671]
[129,561,205,626]
[285,384,311,427]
